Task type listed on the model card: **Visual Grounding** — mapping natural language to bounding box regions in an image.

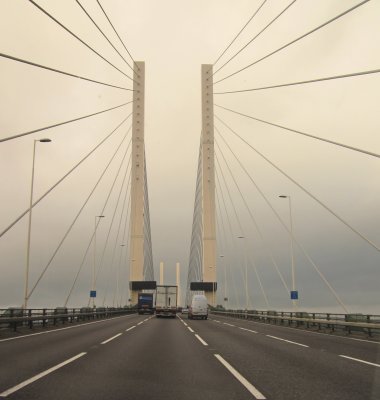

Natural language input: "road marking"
[101,333,122,344]
[215,320,221,323]
[266,335,309,348]
[137,322,143,325]
[188,327,195,333]
[183,322,188,326]
[195,334,208,346]
[214,354,266,399]
[339,355,380,368]
[239,327,258,334]
[125,326,136,332]
[0,352,87,397]
[223,322,235,327]
[0,314,136,343]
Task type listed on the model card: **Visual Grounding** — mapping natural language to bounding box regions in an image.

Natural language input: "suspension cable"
[216,122,349,313]
[75,0,134,72]
[215,136,290,295]
[212,0,268,67]
[213,0,297,77]
[215,104,380,159]
[214,68,380,94]
[28,0,135,82]
[214,0,370,85]
[0,53,133,92]
[215,114,380,253]
[0,113,132,238]
[28,132,132,301]
[96,0,136,66]
[0,101,131,143]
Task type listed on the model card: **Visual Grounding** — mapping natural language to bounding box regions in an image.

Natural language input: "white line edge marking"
[0,314,135,343]
[101,333,122,344]
[266,335,309,348]
[125,326,136,332]
[188,327,195,333]
[0,352,87,397]
[137,322,143,325]
[239,327,258,334]
[214,354,266,399]
[339,355,380,368]
[223,322,235,327]
[218,315,380,345]
[195,334,208,346]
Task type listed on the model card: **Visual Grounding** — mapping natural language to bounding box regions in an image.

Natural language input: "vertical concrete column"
[201,64,216,306]
[130,62,145,304]
[159,261,164,285]
[176,262,181,307]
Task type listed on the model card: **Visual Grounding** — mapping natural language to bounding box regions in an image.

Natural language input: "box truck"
[155,285,177,318]
[137,292,154,315]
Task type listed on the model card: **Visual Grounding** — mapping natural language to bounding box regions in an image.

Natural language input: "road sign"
[290,290,298,300]
[90,290,96,298]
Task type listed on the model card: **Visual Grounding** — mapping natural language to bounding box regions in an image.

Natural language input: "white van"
[188,294,208,320]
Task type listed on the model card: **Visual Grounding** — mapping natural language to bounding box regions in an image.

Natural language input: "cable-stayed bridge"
[0,1,379,399]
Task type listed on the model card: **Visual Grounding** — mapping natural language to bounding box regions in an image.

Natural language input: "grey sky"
[0,0,379,313]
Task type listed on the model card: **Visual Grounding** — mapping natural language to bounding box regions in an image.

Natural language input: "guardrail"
[210,310,380,338]
[0,307,136,332]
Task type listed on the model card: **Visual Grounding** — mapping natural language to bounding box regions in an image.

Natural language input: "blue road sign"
[290,290,298,300]
[90,290,97,298]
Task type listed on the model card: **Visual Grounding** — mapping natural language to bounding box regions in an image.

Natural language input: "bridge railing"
[0,307,136,332]
[211,310,380,338]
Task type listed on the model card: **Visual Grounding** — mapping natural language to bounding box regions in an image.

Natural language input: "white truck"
[155,285,178,318]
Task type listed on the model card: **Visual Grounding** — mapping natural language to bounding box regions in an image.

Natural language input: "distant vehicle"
[181,308,189,314]
[138,292,154,315]
[155,285,177,318]
[188,294,208,320]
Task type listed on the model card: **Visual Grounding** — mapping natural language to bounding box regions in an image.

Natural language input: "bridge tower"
[129,61,155,304]
[201,64,217,306]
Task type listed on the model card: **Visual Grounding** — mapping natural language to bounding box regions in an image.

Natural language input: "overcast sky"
[0,0,379,313]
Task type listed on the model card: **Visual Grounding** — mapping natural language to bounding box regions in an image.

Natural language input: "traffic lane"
[209,314,380,363]
[187,318,380,400]
[0,314,142,391]
[4,316,256,400]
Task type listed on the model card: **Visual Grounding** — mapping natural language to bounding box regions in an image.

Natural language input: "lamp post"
[92,215,105,308]
[279,195,297,310]
[220,255,227,306]
[24,138,52,309]
[237,236,248,310]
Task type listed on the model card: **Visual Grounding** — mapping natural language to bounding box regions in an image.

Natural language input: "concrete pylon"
[176,262,181,307]
[159,261,164,285]
[201,64,216,306]
[130,61,145,304]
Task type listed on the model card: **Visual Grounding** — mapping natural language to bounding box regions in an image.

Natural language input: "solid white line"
[339,355,380,368]
[195,334,208,346]
[101,333,122,344]
[125,326,136,332]
[239,327,258,334]
[214,354,266,399]
[0,314,135,343]
[0,352,87,397]
[266,335,309,348]
[223,322,235,327]
[188,327,195,333]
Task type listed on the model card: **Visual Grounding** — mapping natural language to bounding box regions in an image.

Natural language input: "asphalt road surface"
[0,313,379,399]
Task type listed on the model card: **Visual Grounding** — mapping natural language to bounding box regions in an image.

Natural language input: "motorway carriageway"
[0,313,379,400]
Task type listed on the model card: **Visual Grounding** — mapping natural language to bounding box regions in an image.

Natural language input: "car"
[181,308,189,314]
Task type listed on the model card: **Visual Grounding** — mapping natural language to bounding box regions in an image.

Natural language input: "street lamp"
[24,138,52,309]
[279,195,297,310]
[237,236,249,310]
[92,215,105,308]
[220,255,228,306]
